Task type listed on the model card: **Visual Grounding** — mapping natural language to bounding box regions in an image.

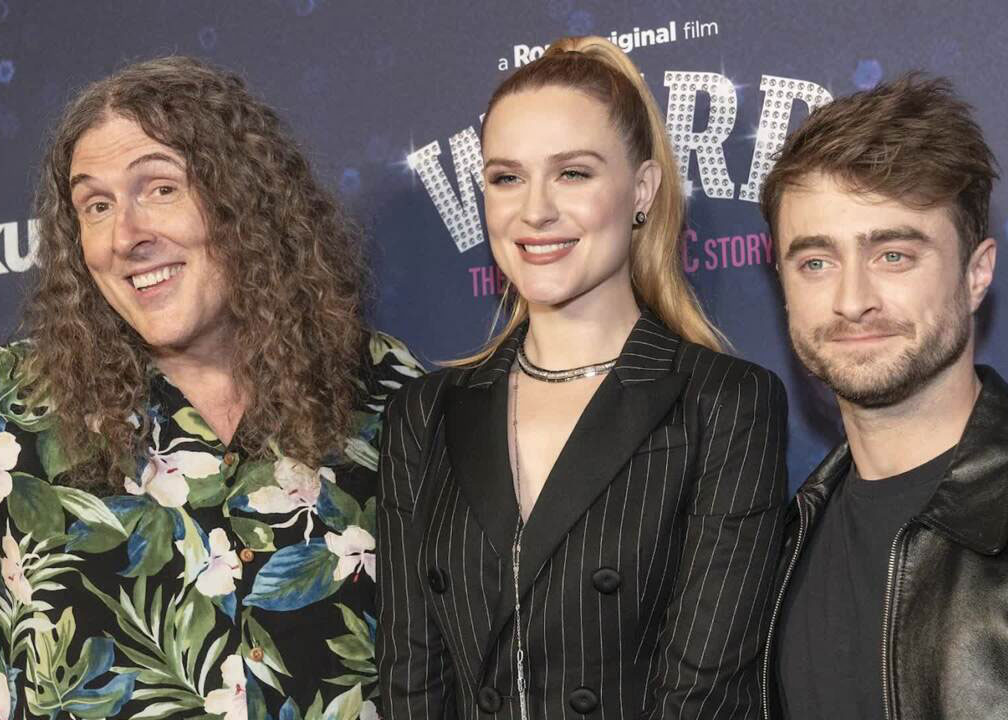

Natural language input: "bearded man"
[0,57,419,719]
[759,73,1005,719]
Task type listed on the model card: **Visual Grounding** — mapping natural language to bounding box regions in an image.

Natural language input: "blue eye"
[802,258,825,271]
[883,251,904,262]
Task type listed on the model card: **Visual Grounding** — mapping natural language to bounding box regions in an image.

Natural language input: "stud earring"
[634,210,647,226]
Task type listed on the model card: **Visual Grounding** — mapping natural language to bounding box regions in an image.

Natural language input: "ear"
[967,237,997,312]
[633,159,662,215]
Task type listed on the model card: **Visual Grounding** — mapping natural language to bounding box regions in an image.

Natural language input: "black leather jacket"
[762,366,1008,720]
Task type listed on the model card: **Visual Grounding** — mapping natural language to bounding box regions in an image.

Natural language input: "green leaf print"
[231,517,276,551]
[186,472,230,509]
[242,610,292,676]
[54,486,128,537]
[36,429,71,481]
[304,693,326,720]
[121,505,177,577]
[8,472,64,540]
[0,343,53,432]
[79,574,218,709]
[325,635,371,662]
[25,608,138,718]
[171,407,219,443]
[322,683,363,720]
[316,480,362,534]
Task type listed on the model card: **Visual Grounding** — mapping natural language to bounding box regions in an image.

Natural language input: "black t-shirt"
[777,447,954,720]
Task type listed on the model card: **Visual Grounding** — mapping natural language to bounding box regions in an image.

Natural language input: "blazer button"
[569,686,599,714]
[477,685,502,713]
[592,566,621,594]
[428,566,449,594]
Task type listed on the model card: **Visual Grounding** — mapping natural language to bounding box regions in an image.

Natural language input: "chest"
[508,373,605,518]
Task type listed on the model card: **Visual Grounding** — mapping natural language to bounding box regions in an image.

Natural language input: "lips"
[129,263,184,291]
[515,238,579,264]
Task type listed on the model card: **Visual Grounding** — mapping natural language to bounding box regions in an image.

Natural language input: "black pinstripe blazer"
[377,312,788,720]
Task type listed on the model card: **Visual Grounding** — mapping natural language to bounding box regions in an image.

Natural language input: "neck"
[153,336,246,445]
[524,275,640,370]
[838,350,980,480]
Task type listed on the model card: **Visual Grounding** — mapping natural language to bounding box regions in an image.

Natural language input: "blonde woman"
[378,37,788,720]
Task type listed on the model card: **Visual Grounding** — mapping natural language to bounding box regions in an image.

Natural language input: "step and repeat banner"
[0,1,1005,489]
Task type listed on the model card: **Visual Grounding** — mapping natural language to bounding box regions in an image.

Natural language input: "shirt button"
[477,685,502,713]
[239,548,255,563]
[428,566,449,594]
[592,567,622,594]
[222,452,237,466]
[569,686,599,714]
[249,646,265,662]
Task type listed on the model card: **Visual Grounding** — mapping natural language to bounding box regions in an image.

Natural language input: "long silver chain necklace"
[510,369,530,720]
[509,353,616,719]
[517,342,617,383]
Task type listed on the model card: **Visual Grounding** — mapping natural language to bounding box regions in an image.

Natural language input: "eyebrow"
[69,152,186,190]
[482,149,607,169]
[783,225,933,260]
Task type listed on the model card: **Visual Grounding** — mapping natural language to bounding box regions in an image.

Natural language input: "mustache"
[812,317,916,343]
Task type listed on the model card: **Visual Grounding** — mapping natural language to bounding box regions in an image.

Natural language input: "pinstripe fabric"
[377,311,788,720]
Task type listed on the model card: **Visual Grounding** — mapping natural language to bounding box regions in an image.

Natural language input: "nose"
[520,177,559,229]
[833,263,881,322]
[111,200,157,257]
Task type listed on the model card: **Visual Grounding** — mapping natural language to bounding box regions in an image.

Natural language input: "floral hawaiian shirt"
[0,333,422,720]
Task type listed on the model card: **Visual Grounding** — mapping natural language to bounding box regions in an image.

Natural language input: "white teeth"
[523,240,577,254]
[131,264,182,290]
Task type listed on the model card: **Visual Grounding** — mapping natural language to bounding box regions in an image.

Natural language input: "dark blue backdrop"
[1,0,1005,490]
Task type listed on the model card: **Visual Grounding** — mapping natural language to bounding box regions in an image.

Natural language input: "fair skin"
[777,171,996,479]
[69,115,245,443]
[482,86,661,516]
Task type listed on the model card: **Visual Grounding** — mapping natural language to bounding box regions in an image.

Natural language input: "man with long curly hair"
[0,57,420,719]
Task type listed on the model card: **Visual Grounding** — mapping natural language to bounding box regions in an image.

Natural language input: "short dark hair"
[761,72,998,263]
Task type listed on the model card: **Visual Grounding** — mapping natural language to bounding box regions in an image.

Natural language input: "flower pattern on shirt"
[0,332,422,719]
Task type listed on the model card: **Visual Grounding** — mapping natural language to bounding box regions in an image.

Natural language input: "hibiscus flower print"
[0,433,19,505]
[194,528,242,597]
[325,526,375,583]
[124,420,220,507]
[0,525,31,605]
[204,654,247,720]
[246,457,334,541]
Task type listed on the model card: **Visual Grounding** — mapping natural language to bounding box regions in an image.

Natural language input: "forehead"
[777,171,959,248]
[482,86,622,155]
[70,115,184,175]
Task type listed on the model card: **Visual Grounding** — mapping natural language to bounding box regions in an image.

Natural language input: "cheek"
[79,231,111,274]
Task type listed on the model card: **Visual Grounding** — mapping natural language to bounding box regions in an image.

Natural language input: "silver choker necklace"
[516,343,617,383]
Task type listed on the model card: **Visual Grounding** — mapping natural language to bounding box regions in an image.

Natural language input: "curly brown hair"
[28,56,367,492]
[761,72,999,265]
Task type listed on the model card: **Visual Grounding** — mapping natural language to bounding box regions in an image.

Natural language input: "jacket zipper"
[881,523,909,720]
[762,501,807,720]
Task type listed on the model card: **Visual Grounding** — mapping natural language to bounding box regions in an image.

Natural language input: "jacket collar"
[796,366,1008,555]
[917,366,1008,555]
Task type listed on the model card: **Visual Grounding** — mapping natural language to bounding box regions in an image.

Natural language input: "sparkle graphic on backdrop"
[0,61,14,85]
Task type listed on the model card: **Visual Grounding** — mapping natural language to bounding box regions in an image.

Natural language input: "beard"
[789,284,972,408]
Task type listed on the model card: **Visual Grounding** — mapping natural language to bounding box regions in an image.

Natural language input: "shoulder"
[383,364,472,429]
[676,340,787,421]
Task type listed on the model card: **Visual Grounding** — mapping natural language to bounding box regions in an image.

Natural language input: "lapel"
[445,331,522,558]
[470,311,690,662]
